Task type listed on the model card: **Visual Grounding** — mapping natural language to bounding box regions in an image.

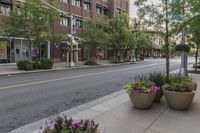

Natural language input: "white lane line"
[0,63,165,90]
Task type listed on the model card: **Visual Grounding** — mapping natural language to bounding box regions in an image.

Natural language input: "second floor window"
[84,0,90,10]
[96,4,102,14]
[60,15,69,27]
[72,0,81,7]
[0,4,10,16]
[60,0,69,3]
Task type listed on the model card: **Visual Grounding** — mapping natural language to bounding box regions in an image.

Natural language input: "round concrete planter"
[154,89,163,102]
[163,89,196,110]
[129,92,156,109]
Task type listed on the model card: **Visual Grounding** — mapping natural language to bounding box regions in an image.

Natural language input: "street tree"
[79,17,110,60]
[135,0,181,81]
[4,0,61,62]
[109,13,135,61]
[173,0,200,71]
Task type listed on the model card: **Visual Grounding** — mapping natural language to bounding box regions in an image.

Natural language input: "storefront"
[0,36,32,64]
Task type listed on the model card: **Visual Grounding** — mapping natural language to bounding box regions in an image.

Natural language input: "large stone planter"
[129,92,156,109]
[163,89,196,110]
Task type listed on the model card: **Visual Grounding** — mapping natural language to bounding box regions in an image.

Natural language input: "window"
[103,7,108,16]
[96,4,102,14]
[0,4,10,16]
[60,15,69,26]
[72,0,81,7]
[60,0,69,3]
[84,0,90,10]
[76,19,82,28]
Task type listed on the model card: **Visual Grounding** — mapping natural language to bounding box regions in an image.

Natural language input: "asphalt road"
[0,59,180,133]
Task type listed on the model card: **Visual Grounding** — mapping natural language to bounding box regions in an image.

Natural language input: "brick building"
[0,0,129,63]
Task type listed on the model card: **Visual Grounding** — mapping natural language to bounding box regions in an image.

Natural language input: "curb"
[0,62,136,77]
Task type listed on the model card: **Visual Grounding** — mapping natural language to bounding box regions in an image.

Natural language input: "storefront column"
[66,51,69,63]
[48,41,51,59]
[20,39,23,60]
[74,45,78,63]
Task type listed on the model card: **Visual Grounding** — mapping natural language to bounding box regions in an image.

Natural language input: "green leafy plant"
[17,60,33,71]
[40,59,54,69]
[124,80,160,94]
[149,73,165,87]
[162,75,197,92]
[84,60,98,66]
[175,44,190,53]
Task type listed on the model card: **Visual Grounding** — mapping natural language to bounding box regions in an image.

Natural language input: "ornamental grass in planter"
[39,116,100,133]
[162,75,197,110]
[124,81,160,109]
[149,73,165,102]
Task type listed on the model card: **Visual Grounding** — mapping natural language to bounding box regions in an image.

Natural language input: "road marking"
[0,63,166,90]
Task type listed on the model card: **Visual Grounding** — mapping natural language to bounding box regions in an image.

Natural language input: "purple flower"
[132,85,141,93]
[149,85,160,93]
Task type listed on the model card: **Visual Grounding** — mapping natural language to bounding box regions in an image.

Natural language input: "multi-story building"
[0,0,129,64]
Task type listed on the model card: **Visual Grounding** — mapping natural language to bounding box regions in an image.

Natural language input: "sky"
[129,0,138,19]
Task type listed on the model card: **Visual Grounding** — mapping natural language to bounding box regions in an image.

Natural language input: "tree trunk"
[195,45,199,72]
[165,0,170,82]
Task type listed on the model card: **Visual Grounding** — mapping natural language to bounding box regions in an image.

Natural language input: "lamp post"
[69,16,77,67]
[178,3,188,76]
[178,28,188,76]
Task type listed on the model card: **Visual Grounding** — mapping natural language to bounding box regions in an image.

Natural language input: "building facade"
[0,0,129,63]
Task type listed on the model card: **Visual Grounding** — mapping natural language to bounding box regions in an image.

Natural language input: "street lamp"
[69,16,77,67]
[178,28,188,76]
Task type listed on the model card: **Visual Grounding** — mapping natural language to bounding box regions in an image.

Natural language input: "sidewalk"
[0,60,134,76]
[9,72,200,133]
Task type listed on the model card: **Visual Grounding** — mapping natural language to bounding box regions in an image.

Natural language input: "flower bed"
[39,116,100,133]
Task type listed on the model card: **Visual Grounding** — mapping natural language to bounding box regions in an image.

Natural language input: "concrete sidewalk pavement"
[9,73,200,133]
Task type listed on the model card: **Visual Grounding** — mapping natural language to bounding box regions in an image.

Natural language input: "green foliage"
[40,59,54,69]
[17,59,53,70]
[149,72,165,87]
[17,60,33,71]
[162,75,197,92]
[79,17,110,59]
[124,80,159,94]
[110,60,124,64]
[84,60,98,66]
[31,61,40,69]
[4,0,61,49]
[109,13,135,54]
[134,31,151,50]
[175,44,190,53]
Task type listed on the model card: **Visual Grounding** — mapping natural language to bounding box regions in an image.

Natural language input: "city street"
[0,59,181,132]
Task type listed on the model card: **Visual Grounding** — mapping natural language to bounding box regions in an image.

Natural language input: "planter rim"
[163,89,195,94]
[130,92,157,94]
